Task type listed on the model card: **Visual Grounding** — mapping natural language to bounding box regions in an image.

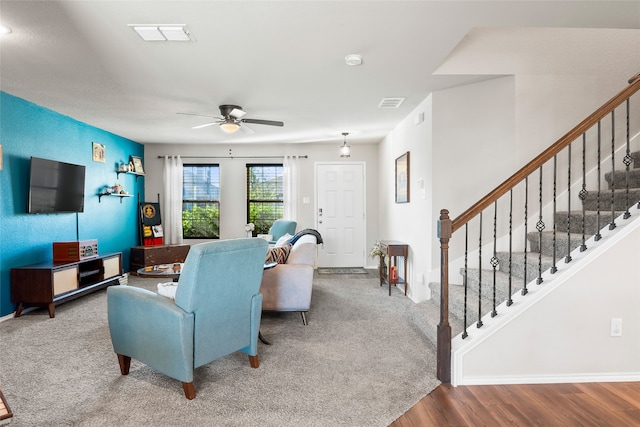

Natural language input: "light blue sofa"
[107,238,268,399]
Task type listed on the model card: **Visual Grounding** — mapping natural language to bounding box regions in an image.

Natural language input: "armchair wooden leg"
[117,354,131,375]
[182,382,196,400]
[248,355,260,368]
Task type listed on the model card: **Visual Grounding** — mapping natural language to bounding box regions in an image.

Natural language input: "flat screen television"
[28,157,86,213]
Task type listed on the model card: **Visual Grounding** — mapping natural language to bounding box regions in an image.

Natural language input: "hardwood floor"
[389,382,640,426]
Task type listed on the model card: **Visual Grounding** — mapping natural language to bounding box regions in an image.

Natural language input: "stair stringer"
[451,207,640,386]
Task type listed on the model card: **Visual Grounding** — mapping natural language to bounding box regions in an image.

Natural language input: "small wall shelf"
[98,193,133,203]
[116,170,145,180]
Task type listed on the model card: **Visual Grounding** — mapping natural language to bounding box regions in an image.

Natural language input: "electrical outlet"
[611,318,622,337]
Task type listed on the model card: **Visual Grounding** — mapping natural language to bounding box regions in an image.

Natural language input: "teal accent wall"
[0,92,144,317]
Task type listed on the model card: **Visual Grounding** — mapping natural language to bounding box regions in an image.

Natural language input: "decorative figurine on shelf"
[118,161,130,172]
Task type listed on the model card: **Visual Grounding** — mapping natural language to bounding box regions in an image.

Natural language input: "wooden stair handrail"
[451,73,640,233]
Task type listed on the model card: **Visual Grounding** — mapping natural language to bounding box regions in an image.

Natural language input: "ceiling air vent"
[378,97,405,109]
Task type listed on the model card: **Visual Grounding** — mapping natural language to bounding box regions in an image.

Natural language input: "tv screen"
[28,157,86,213]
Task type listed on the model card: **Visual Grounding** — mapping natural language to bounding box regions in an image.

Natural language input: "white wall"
[431,76,516,278]
[142,142,380,265]
[452,211,640,384]
[377,96,433,302]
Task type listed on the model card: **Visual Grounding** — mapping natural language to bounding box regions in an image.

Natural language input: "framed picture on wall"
[395,151,410,203]
[130,155,144,174]
[92,142,106,163]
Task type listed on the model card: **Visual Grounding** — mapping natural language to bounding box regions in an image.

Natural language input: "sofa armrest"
[260,264,314,311]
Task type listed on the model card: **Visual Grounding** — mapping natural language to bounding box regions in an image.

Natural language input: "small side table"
[379,241,408,296]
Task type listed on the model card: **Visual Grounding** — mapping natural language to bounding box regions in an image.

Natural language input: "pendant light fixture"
[339,132,351,157]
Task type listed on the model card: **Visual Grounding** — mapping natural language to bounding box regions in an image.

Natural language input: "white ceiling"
[1,1,638,146]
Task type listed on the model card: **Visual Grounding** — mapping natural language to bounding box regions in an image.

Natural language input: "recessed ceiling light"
[0,24,12,35]
[345,54,363,66]
[129,25,195,42]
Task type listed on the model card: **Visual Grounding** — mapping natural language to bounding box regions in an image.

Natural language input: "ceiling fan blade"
[229,108,247,119]
[177,112,219,119]
[192,121,219,129]
[241,118,284,127]
[240,123,255,134]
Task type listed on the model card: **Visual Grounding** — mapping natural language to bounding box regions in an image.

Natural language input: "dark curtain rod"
[157,155,307,159]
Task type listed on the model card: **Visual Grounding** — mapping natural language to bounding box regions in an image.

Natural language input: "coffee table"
[137,263,183,281]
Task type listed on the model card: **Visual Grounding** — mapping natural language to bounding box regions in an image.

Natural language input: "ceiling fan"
[178,105,284,134]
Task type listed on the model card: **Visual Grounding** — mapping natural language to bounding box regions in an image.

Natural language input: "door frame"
[314,161,367,268]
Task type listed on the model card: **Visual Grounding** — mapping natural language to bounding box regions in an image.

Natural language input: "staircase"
[419,149,640,347]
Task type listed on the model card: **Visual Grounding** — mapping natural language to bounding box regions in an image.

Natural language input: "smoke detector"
[345,54,363,66]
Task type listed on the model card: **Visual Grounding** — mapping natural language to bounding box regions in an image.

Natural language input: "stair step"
[495,251,555,282]
[413,296,465,345]
[554,210,623,234]
[605,168,640,189]
[460,267,528,302]
[528,231,591,258]
[431,274,512,326]
[582,188,640,211]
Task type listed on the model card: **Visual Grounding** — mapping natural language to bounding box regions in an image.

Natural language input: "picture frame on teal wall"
[130,155,144,174]
[92,142,105,163]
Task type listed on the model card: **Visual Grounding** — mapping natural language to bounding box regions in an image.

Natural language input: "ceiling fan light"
[220,121,240,133]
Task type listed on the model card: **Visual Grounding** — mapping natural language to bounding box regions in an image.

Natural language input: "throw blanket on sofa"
[288,229,323,246]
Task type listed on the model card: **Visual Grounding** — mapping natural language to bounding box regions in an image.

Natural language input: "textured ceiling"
[1,1,638,146]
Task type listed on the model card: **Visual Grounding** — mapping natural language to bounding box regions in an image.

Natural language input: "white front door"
[315,163,365,268]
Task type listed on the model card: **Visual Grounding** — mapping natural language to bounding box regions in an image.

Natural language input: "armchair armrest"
[107,285,195,383]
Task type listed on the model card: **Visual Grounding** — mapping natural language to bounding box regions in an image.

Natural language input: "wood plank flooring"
[389,382,640,427]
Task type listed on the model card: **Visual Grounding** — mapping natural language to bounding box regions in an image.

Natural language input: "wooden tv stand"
[11,252,122,318]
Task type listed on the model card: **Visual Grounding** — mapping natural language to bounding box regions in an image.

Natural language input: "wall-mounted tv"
[28,157,86,213]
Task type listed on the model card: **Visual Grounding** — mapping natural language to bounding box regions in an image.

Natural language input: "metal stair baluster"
[537,166,545,284]
[579,133,588,252]
[595,121,602,241]
[565,144,572,263]
[623,99,632,219]
[609,112,617,230]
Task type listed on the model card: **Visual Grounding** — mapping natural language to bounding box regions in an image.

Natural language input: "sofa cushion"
[265,244,292,264]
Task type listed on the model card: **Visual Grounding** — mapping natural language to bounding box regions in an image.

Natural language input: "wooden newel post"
[437,209,452,383]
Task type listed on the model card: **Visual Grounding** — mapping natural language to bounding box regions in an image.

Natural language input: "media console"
[11,252,122,318]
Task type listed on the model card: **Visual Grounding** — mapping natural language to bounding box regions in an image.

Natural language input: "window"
[247,164,283,235]
[182,164,220,239]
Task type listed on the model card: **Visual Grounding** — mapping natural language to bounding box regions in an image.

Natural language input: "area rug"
[317,267,369,274]
[0,274,439,426]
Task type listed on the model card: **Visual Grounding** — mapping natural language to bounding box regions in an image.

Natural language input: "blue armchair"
[107,238,268,399]
[268,220,297,245]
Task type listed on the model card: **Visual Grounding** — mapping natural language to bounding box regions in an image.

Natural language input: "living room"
[1,1,640,425]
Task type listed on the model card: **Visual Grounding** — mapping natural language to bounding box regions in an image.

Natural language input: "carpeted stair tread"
[528,231,593,258]
[495,251,555,282]
[582,188,640,211]
[414,294,465,345]
[430,280,505,327]
[605,168,640,189]
[554,210,624,234]
[458,267,528,303]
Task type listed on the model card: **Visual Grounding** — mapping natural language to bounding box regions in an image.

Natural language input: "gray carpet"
[0,273,439,426]
[317,267,369,274]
